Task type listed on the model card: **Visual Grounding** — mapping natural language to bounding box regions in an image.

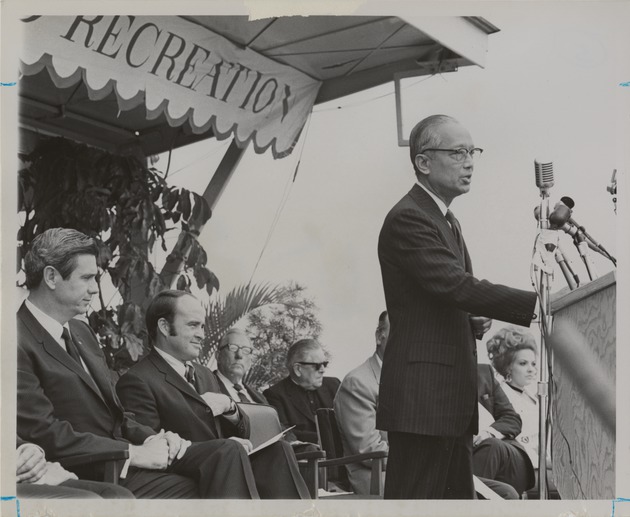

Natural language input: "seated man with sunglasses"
[264,339,340,445]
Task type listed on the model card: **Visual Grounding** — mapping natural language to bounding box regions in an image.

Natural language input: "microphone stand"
[535,188,553,500]
[573,231,598,281]
[554,246,578,290]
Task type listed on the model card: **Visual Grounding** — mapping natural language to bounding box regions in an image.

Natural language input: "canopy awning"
[19,15,499,158]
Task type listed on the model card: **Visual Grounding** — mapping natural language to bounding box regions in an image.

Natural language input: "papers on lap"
[248,426,296,455]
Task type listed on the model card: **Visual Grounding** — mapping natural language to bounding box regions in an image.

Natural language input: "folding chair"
[237,402,325,498]
[315,408,387,497]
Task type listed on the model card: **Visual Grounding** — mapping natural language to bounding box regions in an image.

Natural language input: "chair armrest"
[295,450,326,461]
[319,450,387,468]
[295,450,326,498]
[59,449,130,468]
[59,450,129,485]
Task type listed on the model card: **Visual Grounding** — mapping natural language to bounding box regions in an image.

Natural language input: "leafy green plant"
[244,282,323,389]
[200,282,282,367]
[18,136,217,372]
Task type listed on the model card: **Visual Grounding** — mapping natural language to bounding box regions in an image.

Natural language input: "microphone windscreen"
[549,204,572,228]
[534,159,554,189]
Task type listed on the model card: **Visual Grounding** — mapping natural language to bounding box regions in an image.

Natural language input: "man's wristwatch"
[224,398,238,416]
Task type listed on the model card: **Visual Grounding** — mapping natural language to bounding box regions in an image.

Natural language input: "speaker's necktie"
[62,327,82,365]
[233,384,250,403]
[445,209,465,256]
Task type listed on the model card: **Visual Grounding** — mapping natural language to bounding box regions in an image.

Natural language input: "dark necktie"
[233,384,250,403]
[445,209,465,255]
[62,328,82,365]
[185,363,198,391]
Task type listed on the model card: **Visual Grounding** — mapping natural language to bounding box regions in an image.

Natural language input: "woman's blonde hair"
[486,326,537,378]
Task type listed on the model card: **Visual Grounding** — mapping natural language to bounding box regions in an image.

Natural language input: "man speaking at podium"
[377,115,538,499]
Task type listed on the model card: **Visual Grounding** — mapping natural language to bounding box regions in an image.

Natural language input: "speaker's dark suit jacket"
[116,349,249,441]
[377,185,537,437]
[264,376,340,444]
[117,350,310,499]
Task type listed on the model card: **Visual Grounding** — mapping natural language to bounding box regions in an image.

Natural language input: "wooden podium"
[550,270,616,499]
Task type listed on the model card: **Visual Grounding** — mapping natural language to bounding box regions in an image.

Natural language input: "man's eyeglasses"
[219,344,255,356]
[420,147,483,162]
[296,361,329,370]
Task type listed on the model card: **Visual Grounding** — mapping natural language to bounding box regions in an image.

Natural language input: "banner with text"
[21,16,322,157]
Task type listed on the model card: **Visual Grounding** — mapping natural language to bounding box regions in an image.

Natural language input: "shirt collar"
[415,180,448,216]
[374,352,383,368]
[25,298,65,342]
[154,346,190,380]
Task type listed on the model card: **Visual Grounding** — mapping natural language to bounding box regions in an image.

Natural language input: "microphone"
[606,169,617,195]
[555,196,616,266]
[534,159,554,193]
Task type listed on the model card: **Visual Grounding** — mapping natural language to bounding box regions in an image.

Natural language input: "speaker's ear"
[414,153,431,176]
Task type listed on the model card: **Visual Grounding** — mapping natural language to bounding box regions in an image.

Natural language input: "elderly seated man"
[214,328,269,405]
[264,339,340,445]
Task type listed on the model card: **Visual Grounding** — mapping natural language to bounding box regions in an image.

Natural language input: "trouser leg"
[386,431,474,499]
[249,440,310,499]
[169,439,259,499]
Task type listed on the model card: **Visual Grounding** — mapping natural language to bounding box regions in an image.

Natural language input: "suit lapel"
[18,304,106,404]
[368,354,382,386]
[408,185,472,272]
[68,320,121,408]
[148,350,206,405]
[148,351,221,436]
[246,384,266,404]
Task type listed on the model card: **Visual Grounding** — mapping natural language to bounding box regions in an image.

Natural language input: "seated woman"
[486,326,559,498]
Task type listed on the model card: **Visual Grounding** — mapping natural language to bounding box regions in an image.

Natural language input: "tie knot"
[234,383,244,392]
[445,209,457,224]
[62,327,71,341]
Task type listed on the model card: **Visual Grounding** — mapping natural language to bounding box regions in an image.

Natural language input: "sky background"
[160,3,627,380]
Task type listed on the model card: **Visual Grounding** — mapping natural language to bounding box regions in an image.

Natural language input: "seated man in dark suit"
[116,290,310,499]
[474,363,535,496]
[17,228,261,499]
[16,437,133,499]
[264,339,341,444]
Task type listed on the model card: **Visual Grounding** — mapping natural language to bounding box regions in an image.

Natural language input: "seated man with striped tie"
[116,290,310,499]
